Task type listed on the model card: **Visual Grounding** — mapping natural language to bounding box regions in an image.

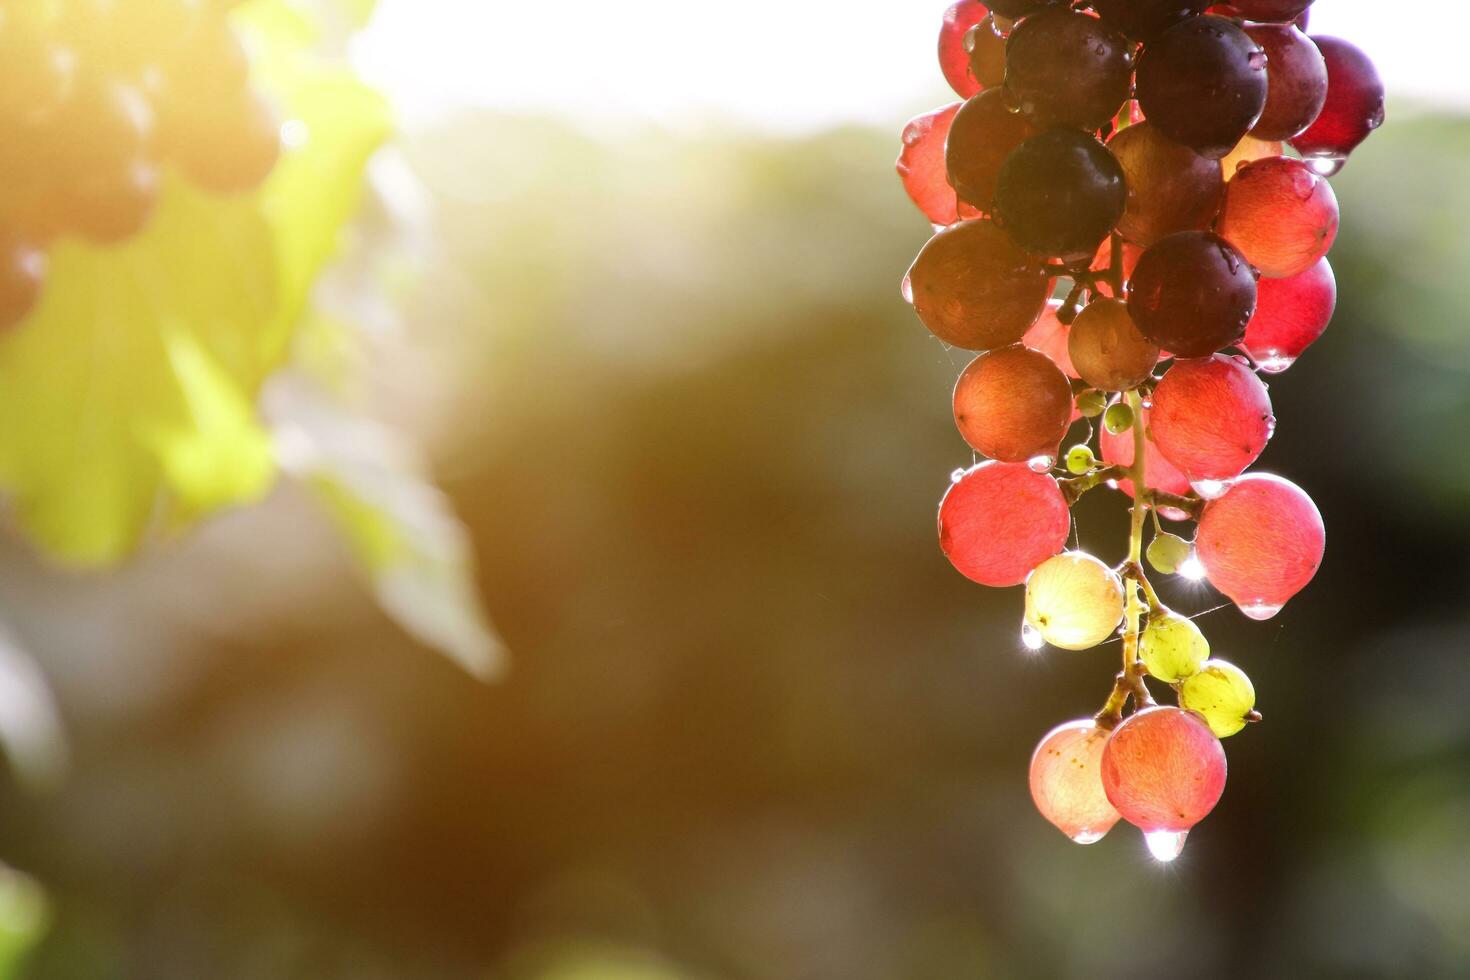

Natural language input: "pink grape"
[1218,155,1339,280]
[1242,256,1336,372]
[896,103,979,227]
[1098,401,1193,513]
[1151,354,1274,482]
[1022,299,1079,379]
[1030,720,1122,844]
[905,219,1052,350]
[1196,473,1325,618]
[1245,23,1328,141]
[939,0,991,99]
[1101,706,1227,834]
[1290,36,1386,168]
[953,345,1073,462]
[938,462,1070,587]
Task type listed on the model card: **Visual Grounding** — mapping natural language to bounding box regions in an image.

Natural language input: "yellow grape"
[1024,552,1125,651]
[1181,659,1256,737]
[1139,610,1209,683]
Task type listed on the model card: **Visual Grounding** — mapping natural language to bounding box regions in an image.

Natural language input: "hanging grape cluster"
[899,0,1383,860]
[0,0,281,331]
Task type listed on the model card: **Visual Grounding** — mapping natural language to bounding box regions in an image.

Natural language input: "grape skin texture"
[1108,122,1224,247]
[1127,232,1257,358]
[1290,35,1386,164]
[946,89,1038,213]
[906,219,1051,350]
[1218,155,1339,280]
[1022,299,1079,379]
[938,462,1069,587]
[1030,720,1122,843]
[897,102,975,227]
[1243,256,1336,371]
[938,0,991,99]
[1098,402,1193,506]
[1068,299,1159,392]
[1135,16,1268,160]
[1140,611,1209,683]
[1245,24,1328,141]
[952,345,1073,462]
[1024,552,1125,651]
[1003,9,1133,131]
[1197,473,1325,613]
[1180,660,1256,737]
[994,129,1126,262]
[1101,706,1227,833]
[1151,354,1274,482]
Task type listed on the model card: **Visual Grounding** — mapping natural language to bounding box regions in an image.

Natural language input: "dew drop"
[1247,50,1267,70]
[1178,552,1207,582]
[901,273,914,305]
[951,468,967,484]
[1191,479,1232,500]
[1159,506,1190,523]
[1305,155,1345,178]
[1021,622,1045,651]
[1027,454,1055,473]
[1239,600,1284,621]
[1144,828,1188,862]
[1070,829,1106,845]
[901,122,923,146]
[1255,350,1296,373]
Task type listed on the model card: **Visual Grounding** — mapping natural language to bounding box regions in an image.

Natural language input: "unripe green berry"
[1139,610,1209,683]
[1103,401,1135,435]
[1181,659,1256,738]
[1076,389,1106,418]
[1065,444,1096,475]
[1147,532,1192,575]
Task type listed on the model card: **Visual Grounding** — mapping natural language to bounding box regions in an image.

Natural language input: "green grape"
[1066,444,1096,475]
[1024,551,1125,651]
[1103,400,1135,435]
[1147,532,1192,575]
[1076,389,1107,418]
[1139,610,1208,683]
[1181,659,1256,737]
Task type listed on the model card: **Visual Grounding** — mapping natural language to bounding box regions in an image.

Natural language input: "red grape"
[989,0,1063,17]
[995,130,1125,262]
[1245,24,1328,141]
[1218,155,1338,279]
[964,20,1007,92]
[946,89,1038,213]
[1127,232,1257,358]
[939,0,992,99]
[897,103,977,227]
[0,232,45,330]
[1091,0,1208,41]
[1101,706,1227,834]
[1230,0,1313,22]
[1290,36,1385,172]
[1150,354,1274,482]
[1242,256,1336,372]
[1068,299,1159,391]
[1135,16,1268,160]
[1108,121,1224,247]
[938,462,1070,587]
[1030,720,1122,843]
[1098,401,1194,511]
[1196,473,1324,618]
[1004,8,1133,131]
[905,219,1051,350]
[1022,299,1079,379]
[953,345,1073,462]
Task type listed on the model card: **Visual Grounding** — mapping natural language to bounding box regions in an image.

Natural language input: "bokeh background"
[0,2,1469,977]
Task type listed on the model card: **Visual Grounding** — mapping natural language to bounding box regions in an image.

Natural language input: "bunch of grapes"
[899,0,1382,859]
[0,0,282,331]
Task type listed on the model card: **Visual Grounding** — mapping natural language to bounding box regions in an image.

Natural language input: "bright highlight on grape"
[898,0,1379,859]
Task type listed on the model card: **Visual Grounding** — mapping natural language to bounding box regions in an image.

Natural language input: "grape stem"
[1096,388,1156,725]
[1059,464,1128,504]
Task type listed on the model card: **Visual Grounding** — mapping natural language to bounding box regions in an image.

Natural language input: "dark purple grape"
[1246,23,1328,140]
[994,129,1126,262]
[1091,0,1209,41]
[1127,231,1258,357]
[946,89,1037,212]
[1232,0,1312,21]
[1005,9,1133,131]
[1136,15,1268,159]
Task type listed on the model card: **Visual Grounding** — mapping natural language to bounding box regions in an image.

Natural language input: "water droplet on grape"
[1178,552,1207,582]
[1021,621,1046,651]
[901,273,914,305]
[1254,349,1296,373]
[1247,50,1267,71]
[1239,600,1284,621]
[951,468,967,484]
[1027,454,1055,473]
[1305,156,1345,178]
[902,122,923,146]
[1144,828,1189,862]
[1191,479,1232,500]
[280,119,310,149]
[1070,829,1107,845]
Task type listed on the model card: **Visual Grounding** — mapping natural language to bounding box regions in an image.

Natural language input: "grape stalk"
[899,0,1382,859]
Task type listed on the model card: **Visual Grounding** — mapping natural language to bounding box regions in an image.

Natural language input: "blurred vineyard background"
[0,13,1466,980]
